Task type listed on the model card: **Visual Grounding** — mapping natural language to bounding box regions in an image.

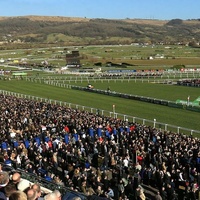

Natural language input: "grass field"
[1,44,200,70]
[65,80,199,102]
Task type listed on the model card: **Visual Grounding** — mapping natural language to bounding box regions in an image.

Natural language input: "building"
[65,50,81,68]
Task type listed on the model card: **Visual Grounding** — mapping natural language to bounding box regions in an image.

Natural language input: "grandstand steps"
[141,184,158,199]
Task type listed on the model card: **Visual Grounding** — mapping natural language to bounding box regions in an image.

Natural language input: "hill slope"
[0,16,200,46]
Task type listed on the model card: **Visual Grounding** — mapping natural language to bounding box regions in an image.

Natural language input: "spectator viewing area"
[0,93,199,200]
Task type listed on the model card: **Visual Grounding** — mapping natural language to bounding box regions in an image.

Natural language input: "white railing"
[0,89,199,136]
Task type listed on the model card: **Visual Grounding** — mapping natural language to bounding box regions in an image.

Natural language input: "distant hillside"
[0,16,200,47]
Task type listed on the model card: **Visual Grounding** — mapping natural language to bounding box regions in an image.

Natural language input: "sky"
[0,0,199,20]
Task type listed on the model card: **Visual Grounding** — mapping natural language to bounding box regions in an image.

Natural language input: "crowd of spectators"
[0,93,199,200]
[0,168,62,200]
[93,72,163,79]
[177,79,200,87]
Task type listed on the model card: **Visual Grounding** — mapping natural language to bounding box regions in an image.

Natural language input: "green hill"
[0,16,200,47]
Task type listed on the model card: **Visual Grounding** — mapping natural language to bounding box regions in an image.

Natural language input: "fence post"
[153,119,156,128]
[124,115,126,121]
[165,124,168,131]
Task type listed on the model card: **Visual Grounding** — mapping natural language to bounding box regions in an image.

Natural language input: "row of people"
[0,168,63,200]
[0,93,199,199]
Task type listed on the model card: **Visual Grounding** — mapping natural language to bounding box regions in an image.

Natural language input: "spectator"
[31,183,44,200]
[105,187,114,199]
[160,187,167,200]
[9,190,27,200]
[0,171,10,199]
[72,197,81,200]
[53,190,62,200]
[43,192,57,200]
[117,179,125,199]
[136,186,146,200]
[11,172,21,188]
[4,182,17,199]
[80,180,96,196]
[154,191,162,200]
[26,188,38,200]
[0,171,9,189]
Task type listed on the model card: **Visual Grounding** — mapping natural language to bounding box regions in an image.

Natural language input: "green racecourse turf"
[67,80,200,102]
[0,79,199,136]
